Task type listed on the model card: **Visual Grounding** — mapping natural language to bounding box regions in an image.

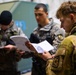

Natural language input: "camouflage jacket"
[23,18,65,75]
[0,24,25,71]
[49,25,76,75]
[30,18,65,53]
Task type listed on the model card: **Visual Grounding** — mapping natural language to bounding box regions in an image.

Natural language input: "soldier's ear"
[70,13,74,21]
[45,12,48,17]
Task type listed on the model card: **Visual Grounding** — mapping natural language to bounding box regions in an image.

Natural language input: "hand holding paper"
[10,35,30,51]
[25,41,36,51]
[25,40,54,53]
[32,40,54,53]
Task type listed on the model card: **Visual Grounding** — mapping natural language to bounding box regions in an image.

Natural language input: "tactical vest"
[30,22,59,75]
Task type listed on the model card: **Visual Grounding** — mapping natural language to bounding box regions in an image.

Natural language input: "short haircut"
[35,3,48,12]
[56,1,76,18]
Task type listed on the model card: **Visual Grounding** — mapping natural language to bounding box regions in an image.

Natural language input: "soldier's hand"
[4,45,17,53]
[15,50,25,61]
[16,49,25,57]
[41,51,54,61]
[25,41,36,52]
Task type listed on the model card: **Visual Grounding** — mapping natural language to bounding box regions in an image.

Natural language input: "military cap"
[0,10,12,25]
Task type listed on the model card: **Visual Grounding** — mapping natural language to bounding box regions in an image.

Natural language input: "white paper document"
[10,35,30,51]
[32,40,54,53]
[10,36,54,53]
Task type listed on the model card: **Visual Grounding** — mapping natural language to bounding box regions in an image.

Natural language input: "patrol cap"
[0,10,12,25]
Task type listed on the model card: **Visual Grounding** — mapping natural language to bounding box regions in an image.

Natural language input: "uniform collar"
[38,18,54,31]
[69,23,76,35]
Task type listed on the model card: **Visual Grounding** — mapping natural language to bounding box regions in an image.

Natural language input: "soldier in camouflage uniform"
[0,10,25,75]
[23,3,65,75]
[41,1,76,75]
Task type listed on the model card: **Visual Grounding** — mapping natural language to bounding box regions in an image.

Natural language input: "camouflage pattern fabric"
[29,18,65,75]
[46,25,76,75]
[0,24,24,75]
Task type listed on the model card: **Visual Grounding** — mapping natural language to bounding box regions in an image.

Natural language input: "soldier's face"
[0,21,12,30]
[60,15,73,33]
[0,25,9,30]
[34,8,48,26]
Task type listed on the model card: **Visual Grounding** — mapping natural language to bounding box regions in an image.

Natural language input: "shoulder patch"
[58,35,64,41]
